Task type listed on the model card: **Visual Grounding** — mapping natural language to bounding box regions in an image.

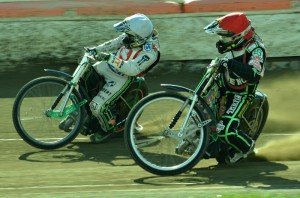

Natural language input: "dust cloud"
[255,133,300,161]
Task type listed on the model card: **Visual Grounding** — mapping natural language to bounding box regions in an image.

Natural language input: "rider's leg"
[89,62,134,143]
[217,92,255,164]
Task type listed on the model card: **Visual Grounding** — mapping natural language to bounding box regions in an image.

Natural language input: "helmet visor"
[204,20,234,37]
[114,20,132,34]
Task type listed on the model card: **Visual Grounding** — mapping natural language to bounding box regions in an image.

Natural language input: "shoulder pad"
[246,41,265,53]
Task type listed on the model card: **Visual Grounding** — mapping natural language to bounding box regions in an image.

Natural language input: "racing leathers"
[90,33,160,132]
[215,35,266,155]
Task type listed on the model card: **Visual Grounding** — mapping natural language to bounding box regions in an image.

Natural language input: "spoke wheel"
[125,92,209,175]
[12,77,84,149]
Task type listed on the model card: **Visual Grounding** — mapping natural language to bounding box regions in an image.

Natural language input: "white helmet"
[114,13,154,48]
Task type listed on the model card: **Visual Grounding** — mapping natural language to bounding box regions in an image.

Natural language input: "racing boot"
[90,130,112,143]
[90,118,114,143]
[225,140,255,164]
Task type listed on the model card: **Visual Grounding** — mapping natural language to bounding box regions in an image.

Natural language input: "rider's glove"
[96,52,111,61]
[217,58,229,68]
[85,47,98,57]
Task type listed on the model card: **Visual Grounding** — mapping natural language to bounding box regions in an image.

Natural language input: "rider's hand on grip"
[85,47,98,57]
[208,58,229,69]
[208,58,219,68]
[217,58,229,68]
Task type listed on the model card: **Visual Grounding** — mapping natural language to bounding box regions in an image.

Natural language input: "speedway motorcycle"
[12,50,148,149]
[124,62,269,175]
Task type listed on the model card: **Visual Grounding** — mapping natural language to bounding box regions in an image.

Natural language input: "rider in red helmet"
[204,12,266,164]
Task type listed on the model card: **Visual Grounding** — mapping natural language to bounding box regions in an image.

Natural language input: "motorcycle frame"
[160,66,267,142]
[44,62,146,127]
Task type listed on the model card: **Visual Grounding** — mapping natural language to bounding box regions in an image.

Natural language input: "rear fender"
[254,89,268,104]
[251,89,268,112]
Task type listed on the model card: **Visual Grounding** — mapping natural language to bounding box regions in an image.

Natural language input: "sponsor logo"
[143,43,152,51]
[112,57,122,67]
[249,48,264,72]
[252,48,264,58]
[249,58,262,71]
[102,87,112,96]
[137,55,150,66]
[226,95,242,114]
[107,81,116,87]
[108,63,124,76]
[228,77,247,86]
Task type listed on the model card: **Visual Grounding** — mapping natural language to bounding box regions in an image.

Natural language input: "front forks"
[58,85,76,116]
[46,83,87,119]
[168,94,198,136]
[165,95,212,155]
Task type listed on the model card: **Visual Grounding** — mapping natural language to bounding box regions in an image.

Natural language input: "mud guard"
[251,89,268,113]
[44,69,72,80]
[160,84,195,94]
[254,89,268,103]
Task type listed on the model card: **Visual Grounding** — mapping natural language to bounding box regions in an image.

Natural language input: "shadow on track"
[18,136,135,166]
[134,159,300,190]
[17,136,300,191]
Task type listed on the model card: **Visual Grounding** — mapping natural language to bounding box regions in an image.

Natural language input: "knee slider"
[89,100,101,116]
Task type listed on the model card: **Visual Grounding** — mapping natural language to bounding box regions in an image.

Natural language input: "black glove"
[96,52,111,61]
[217,58,230,68]
[85,47,98,56]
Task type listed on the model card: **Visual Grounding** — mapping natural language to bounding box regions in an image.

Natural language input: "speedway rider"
[204,12,266,164]
[61,13,160,143]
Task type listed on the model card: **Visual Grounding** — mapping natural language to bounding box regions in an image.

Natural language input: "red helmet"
[204,12,254,53]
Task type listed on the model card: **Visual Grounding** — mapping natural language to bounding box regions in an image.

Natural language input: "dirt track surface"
[1,133,300,198]
[1,70,300,197]
[1,95,300,198]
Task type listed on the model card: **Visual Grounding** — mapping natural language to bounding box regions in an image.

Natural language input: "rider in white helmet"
[85,13,160,143]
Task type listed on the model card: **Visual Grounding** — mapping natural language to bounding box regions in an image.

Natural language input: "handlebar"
[79,51,96,66]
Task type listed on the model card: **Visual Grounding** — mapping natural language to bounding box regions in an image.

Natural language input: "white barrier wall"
[0,9,299,71]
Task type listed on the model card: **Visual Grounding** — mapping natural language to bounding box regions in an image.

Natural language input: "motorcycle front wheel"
[12,76,85,149]
[124,92,210,175]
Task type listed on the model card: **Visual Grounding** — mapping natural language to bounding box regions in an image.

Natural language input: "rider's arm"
[95,35,123,53]
[229,47,265,83]
[107,50,159,76]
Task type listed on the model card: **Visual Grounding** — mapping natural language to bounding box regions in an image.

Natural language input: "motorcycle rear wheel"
[114,79,148,133]
[216,97,269,164]
[241,97,269,141]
